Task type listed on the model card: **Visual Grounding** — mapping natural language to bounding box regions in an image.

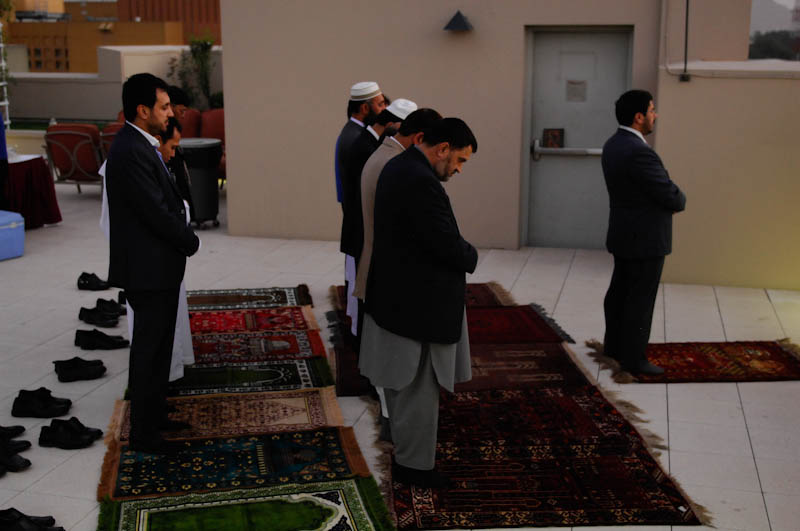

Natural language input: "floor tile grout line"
[507,246,536,293]
[665,383,671,474]
[736,383,773,531]
[764,288,789,339]
[551,249,576,318]
[661,283,667,342]
[713,286,729,342]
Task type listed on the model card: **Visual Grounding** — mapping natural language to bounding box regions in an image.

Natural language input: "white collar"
[349,117,365,127]
[618,125,647,145]
[388,136,405,151]
[126,121,161,147]
[366,125,380,141]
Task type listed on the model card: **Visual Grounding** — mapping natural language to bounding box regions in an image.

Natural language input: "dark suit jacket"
[602,129,686,258]
[106,123,199,291]
[366,146,478,344]
[334,119,363,205]
[340,128,379,258]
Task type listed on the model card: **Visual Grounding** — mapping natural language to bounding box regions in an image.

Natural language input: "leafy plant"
[167,33,217,110]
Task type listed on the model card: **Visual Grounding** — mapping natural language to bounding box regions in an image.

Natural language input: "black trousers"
[126,288,179,444]
[603,255,665,368]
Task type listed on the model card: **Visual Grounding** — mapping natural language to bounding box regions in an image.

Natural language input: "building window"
[34,48,42,57]
[55,61,62,69]
[55,49,62,57]
[34,60,42,69]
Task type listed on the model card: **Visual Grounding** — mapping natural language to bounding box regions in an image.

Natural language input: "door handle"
[530,138,603,161]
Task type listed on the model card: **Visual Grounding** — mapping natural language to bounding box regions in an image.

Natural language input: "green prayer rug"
[169,358,333,396]
[99,427,370,500]
[187,285,313,310]
[100,478,395,531]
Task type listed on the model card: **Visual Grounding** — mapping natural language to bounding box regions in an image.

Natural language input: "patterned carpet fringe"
[529,302,575,343]
[584,339,637,383]
[778,337,800,361]
[365,398,396,510]
[483,281,517,306]
[328,285,344,312]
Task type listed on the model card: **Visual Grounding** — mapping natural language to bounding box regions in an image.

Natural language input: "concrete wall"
[8,45,223,120]
[220,0,753,249]
[656,60,800,289]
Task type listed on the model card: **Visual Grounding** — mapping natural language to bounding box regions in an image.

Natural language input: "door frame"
[518,25,634,247]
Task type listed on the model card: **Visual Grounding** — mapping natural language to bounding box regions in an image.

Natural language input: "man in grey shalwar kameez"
[359,118,479,488]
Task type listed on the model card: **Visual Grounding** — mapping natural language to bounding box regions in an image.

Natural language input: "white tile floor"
[1,186,799,531]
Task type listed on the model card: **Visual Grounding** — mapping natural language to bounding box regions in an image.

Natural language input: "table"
[4,155,62,229]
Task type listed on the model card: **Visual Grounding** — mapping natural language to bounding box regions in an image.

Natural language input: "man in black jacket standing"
[602,90,686,375]
[360,118,478,487]
[106,73,200,454]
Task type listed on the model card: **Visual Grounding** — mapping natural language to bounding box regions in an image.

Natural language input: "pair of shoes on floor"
[97,297,126,317]
[39,417,102,450]
[77,272,109,291]
[391,458,450,489]
[11,388,71,418]
[74,329,129,350]
[1,424,31,455]
[0,508,64,531]
[53,357,106,382]
[78,306,118,328]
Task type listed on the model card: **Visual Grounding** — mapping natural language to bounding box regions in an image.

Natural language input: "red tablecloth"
[5,156,62,229]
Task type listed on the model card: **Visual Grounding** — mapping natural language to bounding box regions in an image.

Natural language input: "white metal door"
[527,30,630,248]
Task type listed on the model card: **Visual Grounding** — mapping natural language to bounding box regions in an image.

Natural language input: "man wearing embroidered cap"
[340,98,415,338]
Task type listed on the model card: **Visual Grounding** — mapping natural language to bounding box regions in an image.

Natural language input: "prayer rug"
[186,285,313,310]
[467,304,574,344]
[191,329,327,365]
[108,387,343,443]
[586,339,800,383]
[392,387,701,528]
[101,478,394,531]
[98,427,370,501]
[168,359,334,396]
[327,309,372,397]
[189,306,319,335]
[454,343,590,392]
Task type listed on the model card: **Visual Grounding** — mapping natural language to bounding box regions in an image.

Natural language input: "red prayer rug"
[189,306,318,335]
[587,339,800,383]
[191,329,327,365]
[454,342,590,392]
[467,304,574,344]
[392,387,702,528]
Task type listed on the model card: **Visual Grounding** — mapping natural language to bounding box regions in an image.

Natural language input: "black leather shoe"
[159,419,191,432]
[5,439,31,454]
[59,417,103,441]
[2,512,64,531]
[0,508,56,529]
[12,389,71,418]
[78,307,118,328]
[53,357,106,382]
[0,442,32,472]
[39,421,94,450]
[0,425,25,440]
[391,460,450,489]
[74,329,129,350]
[77,272,109,291]
[128,438,184,456]
[97,298,126,317]
[625,360,665,375]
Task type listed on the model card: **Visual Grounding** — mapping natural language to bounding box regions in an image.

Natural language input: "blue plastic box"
[0,210,25,261]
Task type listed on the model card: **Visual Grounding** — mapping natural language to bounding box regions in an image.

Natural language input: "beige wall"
[221,0,753,250]
[656,62,800,289]
[662,0,751,64]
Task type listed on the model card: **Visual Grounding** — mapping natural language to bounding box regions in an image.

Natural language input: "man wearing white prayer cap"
[336,82,385,346]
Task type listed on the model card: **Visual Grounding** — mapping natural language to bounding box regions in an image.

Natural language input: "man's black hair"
[122,73,169,122]
[423,117,477,153]
[615,89,653,126]
[347,99,366,118]
[159,116,182,142]
[167,85,190,107]
[397,108,442,137]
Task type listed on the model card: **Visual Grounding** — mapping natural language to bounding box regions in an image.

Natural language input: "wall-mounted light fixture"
[444,10,473,32]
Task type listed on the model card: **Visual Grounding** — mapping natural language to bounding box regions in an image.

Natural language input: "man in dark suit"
[602,89,686,375]
[106,73,200,454]
[360,118,478,488]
